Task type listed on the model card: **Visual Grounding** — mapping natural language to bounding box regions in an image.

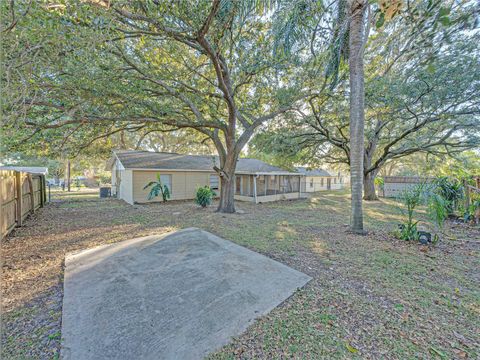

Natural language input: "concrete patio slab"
[61,227,311,360]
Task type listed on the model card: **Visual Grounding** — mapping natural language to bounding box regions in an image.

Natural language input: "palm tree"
[263,0,368,233]
[347,0,367,233]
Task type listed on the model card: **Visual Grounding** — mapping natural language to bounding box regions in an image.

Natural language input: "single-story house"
[108,150,305,205]
[296,167,346,192]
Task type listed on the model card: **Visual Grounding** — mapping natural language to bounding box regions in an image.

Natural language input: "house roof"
[0,166,48,175]
[295,167,332,177]
[112,150,301,176]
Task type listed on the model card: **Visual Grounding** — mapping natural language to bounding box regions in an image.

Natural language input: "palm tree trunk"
[348,0,367,233]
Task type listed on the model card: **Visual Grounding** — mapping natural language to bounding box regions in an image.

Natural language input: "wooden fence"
[1,170,46,239]
[381,176,434,198]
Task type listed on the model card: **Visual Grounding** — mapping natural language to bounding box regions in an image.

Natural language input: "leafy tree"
[252,2,479,202]
[2,1,301,213]
[264,0,404,233]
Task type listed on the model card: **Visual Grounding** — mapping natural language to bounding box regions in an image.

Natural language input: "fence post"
[464,179,470,210]
[15,171,23,226]
[27,174,35,214]
[39,176,44,208]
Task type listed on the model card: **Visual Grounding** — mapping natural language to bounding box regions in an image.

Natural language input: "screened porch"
[234,173,305,203]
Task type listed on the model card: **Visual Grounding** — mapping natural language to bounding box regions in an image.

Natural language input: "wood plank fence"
[1,170,46,239]
[381,176,434,198]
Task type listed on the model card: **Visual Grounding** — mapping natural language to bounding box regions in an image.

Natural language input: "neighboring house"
[296,167,346,192]
[108,150,305,205]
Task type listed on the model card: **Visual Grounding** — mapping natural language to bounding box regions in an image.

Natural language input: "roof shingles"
[295,167,332,177]
[114,151,298,175]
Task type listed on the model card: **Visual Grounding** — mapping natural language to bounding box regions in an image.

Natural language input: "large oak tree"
[250,1,479,200]
[2,0,302,212]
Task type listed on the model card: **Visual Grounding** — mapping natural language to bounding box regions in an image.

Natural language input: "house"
[296,167,346,192]
[108,150,305,205]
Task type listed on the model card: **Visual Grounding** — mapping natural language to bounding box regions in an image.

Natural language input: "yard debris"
[345,342,359,353]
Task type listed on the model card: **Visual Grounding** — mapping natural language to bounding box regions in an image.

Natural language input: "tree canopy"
[1,0,479,213]
[249,1,480,199]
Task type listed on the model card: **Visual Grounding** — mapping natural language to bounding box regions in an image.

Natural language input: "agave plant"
[143,174,171,202]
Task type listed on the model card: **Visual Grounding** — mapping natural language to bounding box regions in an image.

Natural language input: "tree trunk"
[217,172,236,213]
[348,0,367,233]
[363,171,378,200]
[216,151,238,213]
[67,160,71,192]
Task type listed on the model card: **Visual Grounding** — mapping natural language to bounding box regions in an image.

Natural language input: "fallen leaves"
[345,342,359,354]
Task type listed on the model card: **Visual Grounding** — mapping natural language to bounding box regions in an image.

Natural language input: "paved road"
[61,228,311,359]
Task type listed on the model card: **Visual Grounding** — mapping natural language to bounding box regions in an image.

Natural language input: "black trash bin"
[99,187,111,198]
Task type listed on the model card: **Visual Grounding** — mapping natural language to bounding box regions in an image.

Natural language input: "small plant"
[374,176,385,196]
[397,184,426,241]
[195,186,216,207]
[464,198,480,224]
[427,193,449,242]
[143,174,171,202]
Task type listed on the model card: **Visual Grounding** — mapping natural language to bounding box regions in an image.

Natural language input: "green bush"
[464,197,480,223]
[195,186,216,207]
[427,193,449,242]
[432,177,463,215]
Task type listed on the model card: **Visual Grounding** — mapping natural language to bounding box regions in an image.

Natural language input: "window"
[310,179,314,188]
[210,174,219,190]
[160,174,172,194]
[321,178,324,186]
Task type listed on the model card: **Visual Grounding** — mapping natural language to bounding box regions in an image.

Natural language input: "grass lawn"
[1,190,479,359]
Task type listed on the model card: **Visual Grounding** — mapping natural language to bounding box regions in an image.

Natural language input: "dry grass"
[1,190,479,359]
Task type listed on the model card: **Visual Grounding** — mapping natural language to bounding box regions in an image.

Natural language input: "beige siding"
[132,170,219,203]
[111,165,116,194]
[119,170,133,204]
[305,176,345,192]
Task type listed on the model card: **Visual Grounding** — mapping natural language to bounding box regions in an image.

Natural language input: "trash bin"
[99,187,111,198]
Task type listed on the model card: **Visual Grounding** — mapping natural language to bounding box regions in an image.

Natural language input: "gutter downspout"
[253,175,258,204]
[299,175,303,198]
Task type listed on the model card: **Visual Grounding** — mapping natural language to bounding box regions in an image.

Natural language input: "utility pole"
[67,160,71,192]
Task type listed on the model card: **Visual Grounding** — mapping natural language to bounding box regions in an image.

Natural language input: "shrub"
[432,177,463,215]
[427,193,449,242]
[464,198,480,223]
[397,184,426,241]
[195,186,216,207]
[143,174,170,202]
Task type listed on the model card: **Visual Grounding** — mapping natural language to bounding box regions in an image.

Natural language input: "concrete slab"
[61,228,311,360]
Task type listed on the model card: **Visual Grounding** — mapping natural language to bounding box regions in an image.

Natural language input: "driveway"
[61,227,311,359]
